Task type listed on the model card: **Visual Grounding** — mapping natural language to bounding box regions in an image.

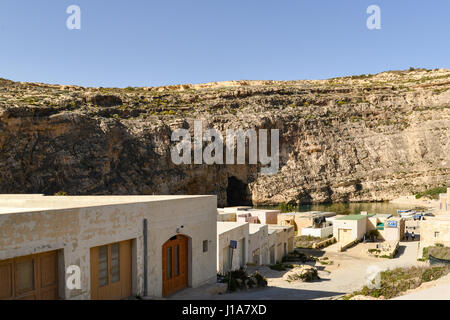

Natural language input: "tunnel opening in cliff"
[226,177,251,206]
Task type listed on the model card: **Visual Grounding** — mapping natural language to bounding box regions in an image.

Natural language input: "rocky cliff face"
[0,69,449,206]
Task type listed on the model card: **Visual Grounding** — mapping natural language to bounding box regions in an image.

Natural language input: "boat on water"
[397,209,416,217]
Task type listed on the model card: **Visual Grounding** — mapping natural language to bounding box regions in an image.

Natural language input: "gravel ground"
[169,241,425,300]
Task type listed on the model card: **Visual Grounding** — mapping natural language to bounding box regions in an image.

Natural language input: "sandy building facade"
[216,222,249,275]
[439,188,449,213]
[420,216,450,254]
[248,224,269,266]
[333,214,369,244]
[0,195,217,300]
[268,225,295,263]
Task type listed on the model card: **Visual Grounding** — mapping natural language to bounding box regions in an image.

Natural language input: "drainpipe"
[143,219,148,297]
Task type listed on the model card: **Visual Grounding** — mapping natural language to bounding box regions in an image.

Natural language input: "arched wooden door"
[162,235,188,297]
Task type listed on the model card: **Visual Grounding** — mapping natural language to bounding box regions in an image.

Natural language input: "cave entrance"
[226,177,251,206]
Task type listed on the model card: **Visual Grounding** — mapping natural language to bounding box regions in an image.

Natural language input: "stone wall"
[0,195,217,298]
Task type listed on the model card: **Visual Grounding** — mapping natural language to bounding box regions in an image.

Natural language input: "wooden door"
[90,240,132,300]
[0,251,59,300]
[162,235,188,297]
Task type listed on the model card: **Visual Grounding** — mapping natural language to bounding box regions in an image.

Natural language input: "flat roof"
[217,221,248,233]
[292,211,336,218]
[249,223,267,234]
[268,225,294,232]
[335,214,372,221]
[0,194,216,215]
[248,209,280,214]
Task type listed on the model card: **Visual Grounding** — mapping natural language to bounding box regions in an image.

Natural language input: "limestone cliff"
[0,69,449,207]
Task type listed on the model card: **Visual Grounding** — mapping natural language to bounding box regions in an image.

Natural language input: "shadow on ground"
[169,285,344,300]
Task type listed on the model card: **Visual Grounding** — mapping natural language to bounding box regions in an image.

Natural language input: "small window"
[98,246,109,287]
[16,259,35,293]
[434,232,440,238]
[111,243,120,283]
[166,247,172,279]
[203,240,208,253]
[174,245,179,277]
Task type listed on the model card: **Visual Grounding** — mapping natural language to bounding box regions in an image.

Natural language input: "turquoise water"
[256,202,417,216]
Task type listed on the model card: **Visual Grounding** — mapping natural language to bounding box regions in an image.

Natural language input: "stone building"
[0,194,217,300]
[248,224,269,266]
[439,188,449,213]
[268,225,295,263]
[333,214,369,244]
[419,215,450,255]
[216,222,249,275]
[277,211,336,231]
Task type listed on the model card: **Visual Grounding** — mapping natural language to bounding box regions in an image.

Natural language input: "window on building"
[203,240,208,252]
[434,231,440,238]
[110,243,120,283]
[98,245,109,287]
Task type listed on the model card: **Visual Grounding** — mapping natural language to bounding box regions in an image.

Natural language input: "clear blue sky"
[0,0,449,88]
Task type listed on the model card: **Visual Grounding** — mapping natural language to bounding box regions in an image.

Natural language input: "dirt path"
[169,241,425,300]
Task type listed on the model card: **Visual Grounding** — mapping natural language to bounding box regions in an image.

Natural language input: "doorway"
[90,240,132,300]
[162,235,188,297]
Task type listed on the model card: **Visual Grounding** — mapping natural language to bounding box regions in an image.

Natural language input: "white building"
[217,222,249,275]
[268,225,295,263]
[248,224,269,266]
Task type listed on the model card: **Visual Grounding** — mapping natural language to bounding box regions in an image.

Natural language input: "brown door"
[0,251,59,300]
[162,235,188,297]
[90,240,132,300]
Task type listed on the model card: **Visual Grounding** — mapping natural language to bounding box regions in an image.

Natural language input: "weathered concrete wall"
[248,224,268,266]
[217,222,249,274]
[217,212,236,222]
[333,219,367,242]
[268,225,295,263]
[251,210,279,225]
[383,218,405,242]
[439,189,449,213]
[277,213,296,229]
[268,231,277,264]
[420,217,450,253]
[0,195,217,299]
[301,225,333,238]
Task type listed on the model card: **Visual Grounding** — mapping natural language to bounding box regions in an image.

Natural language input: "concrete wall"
[248,224,268,266]
[277,213,296,229]
[367,217,378,233]
[217,222,249,274]
[294,217,313,231]
[217,212,236,222]
[0,195,217,299]
[333,218,367,242]
[268,226,295,263]
[301,225,333,238]
[268,232,277,265]
[420,217,450,252]
[383,218,405,242]
[250,210,279,225]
